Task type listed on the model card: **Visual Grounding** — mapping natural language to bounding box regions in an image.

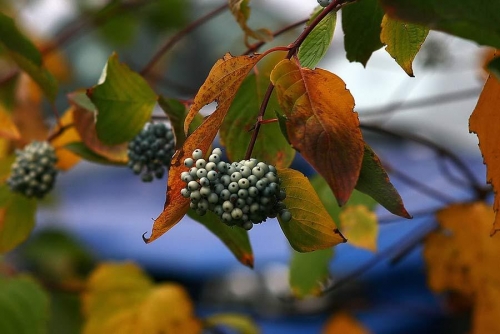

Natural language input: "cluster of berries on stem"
[180,148,292,230]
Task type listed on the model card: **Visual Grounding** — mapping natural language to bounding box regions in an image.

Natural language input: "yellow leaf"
[145,53,264,243]
[322,312,370,334]
[339,205,378,252]
[278,168,346,252]
[82,262,201,334]
[270,59,364,205]
[423,202,500,333]
[0,105,20,140]
[50,108,81,171]
[228,0,273,46]
[469,75,500,235]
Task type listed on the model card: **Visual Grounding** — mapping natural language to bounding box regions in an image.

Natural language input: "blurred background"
[1,0,491,333]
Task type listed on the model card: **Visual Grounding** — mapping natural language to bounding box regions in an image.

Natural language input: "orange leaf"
[146,53,264,243]
[270,59,364,205]
[469,75,500,235]
[322,312,370,334]
[183,53,264,134]
[424,202,500,334]
[0,105,20,140]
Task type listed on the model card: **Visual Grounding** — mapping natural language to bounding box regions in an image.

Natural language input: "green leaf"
[380,15,429,76]
[277,168,346,252]
[144,0,187,32]
[64,142,125,166]
[0,275,50,334]
[187,210,254,268]
[0,12,42,66]
[289,248,333,298]
[0,12,58,101]
[355,144,411,218]
[158,96,202,149]
[220,73,295,168]
[0,73,19,111]
[298,12,336,69]
[98,12,137,46]
[487,57,500,81]
[204,313,259,334]
[0,185,37,253]
[310,174,379,251]
[87,53,158,145]
[342,0,385,66]
[379,0,500,49]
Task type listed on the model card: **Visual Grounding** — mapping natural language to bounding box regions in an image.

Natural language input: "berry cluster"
[7,141,58,198]
[317,0,332,7]
[127,122,175,182]
[180,148,292,230]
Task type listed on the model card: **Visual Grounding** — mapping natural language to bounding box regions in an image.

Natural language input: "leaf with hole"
[146,53,264,243]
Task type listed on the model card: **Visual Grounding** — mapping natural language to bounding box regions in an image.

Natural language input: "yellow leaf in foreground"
[322,312,370,334]
[424,202,500,334]
[82,262,201,334]
[50,108,81,171]
[340,205,378,252]
[469,75,500,235]
[0,106,20,140]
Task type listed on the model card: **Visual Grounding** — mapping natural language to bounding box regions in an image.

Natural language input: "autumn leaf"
[0,184,37,253]
[339,205,378,252]
[424,202,500,334]
[187,209,254,268]
[322,312,370,334]
[289,248,333,297]
[278,168,346,252]
[68,91,128,164]
[298,11,337,69]
[270,59,364,205]
[87,53,157,145]
[341,0,385,66]
[379,0,500,50]
[311,174,380,252]
[0,275,50,334]
[469,75,500,235]
[82,262,201,334]
[380,15,429,76]
[145,53,264,243]
[50,108,82,171]
[204,313,259,334]
[0,105,20,140]
[228,0,273,45]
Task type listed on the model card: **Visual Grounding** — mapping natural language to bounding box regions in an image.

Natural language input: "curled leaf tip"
[242,254,255,269]
[142,232,150,244]
[334,228,348,243]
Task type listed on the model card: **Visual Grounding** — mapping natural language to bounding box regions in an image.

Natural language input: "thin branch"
[323,219,437,294]
[140,3,228,76]
[360,123,483,194]
[385,162,458,204]
[244,18,308,55]
[359,87,482,119]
